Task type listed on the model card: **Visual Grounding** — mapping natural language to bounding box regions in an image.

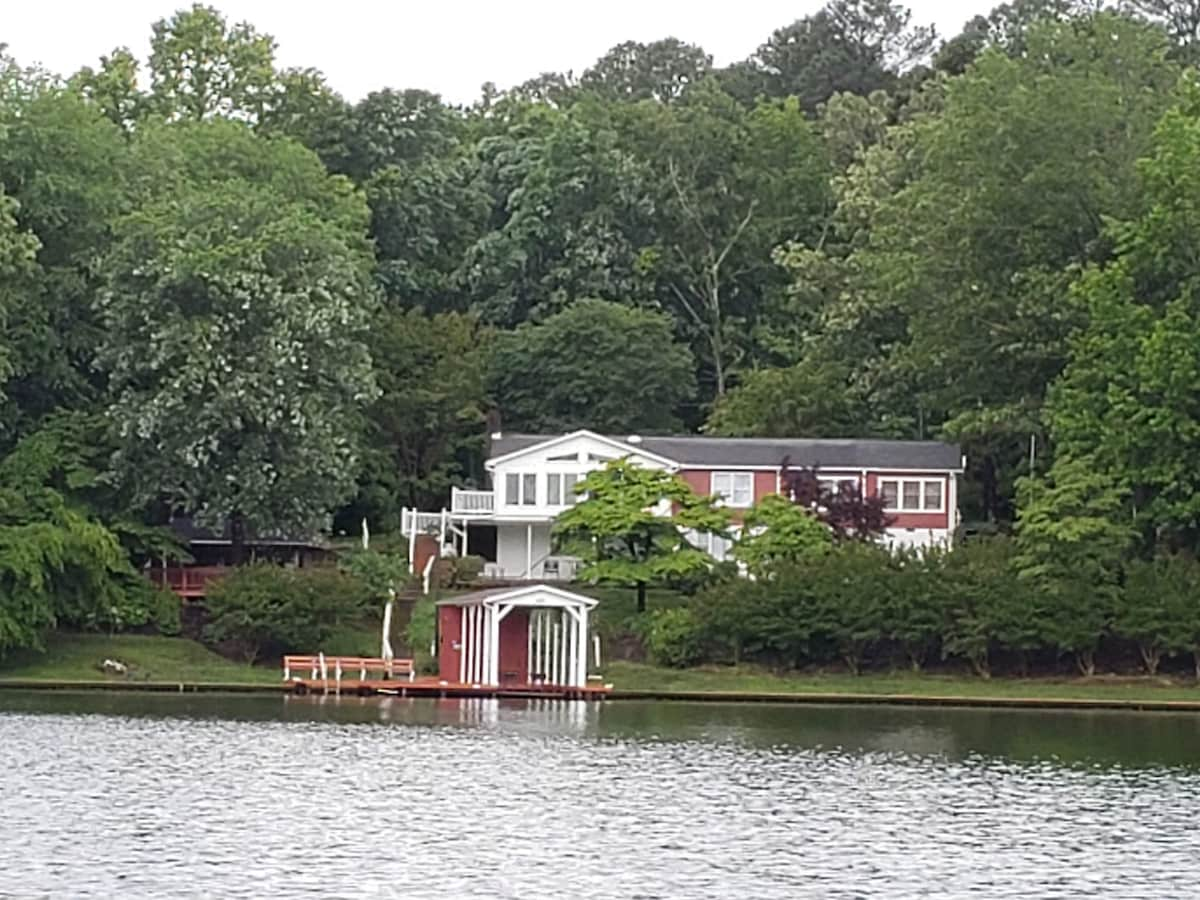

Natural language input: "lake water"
[2,691,1200,898]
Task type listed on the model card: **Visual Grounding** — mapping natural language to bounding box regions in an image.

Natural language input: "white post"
[577,607,589,687]
[536,611,546,681]
[463,525,470,557]
[552,620,561,686]
[490,606,501,686]
[527,609,533,683]
[381,589,395,662]
[525,523,533,578]
[472,607,482,683]
[566,609,577,687]
[458,606,467,683]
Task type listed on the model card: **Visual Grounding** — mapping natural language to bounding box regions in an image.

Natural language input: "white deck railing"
[451,488,495,515]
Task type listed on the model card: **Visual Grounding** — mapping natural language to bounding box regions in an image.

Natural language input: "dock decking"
[288,675,611,701]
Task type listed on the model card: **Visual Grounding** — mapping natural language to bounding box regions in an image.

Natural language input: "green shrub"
[639,607,705,668]
[204,563,373,663]
[337,548,409,596]
[405,596,438,674]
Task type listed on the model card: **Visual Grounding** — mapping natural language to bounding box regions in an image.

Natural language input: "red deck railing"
[146,565,230,598]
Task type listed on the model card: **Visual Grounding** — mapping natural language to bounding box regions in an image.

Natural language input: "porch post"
[525,523,533,578]
[458,605,467,683]
[489,605,501,686]
[579,607,590,687]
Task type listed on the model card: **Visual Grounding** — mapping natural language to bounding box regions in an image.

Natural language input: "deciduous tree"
[97,120,377,560]
[488,299,696,434]
[555,460,731,612]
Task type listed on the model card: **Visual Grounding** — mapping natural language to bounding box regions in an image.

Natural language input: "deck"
[288,675,611,701]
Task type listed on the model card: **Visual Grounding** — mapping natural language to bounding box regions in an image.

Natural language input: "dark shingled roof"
[490,433,963,471]
[167,515,327,548]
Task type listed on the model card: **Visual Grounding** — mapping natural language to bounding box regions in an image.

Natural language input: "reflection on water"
[2,691,1199,898]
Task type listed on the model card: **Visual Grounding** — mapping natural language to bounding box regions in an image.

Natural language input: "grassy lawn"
[0,634,280,684]
[602,661,1200,702]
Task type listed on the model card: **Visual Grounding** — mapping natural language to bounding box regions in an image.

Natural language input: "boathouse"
[437,585,597,689]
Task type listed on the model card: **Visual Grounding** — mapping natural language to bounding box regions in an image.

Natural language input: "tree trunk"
[1139,643,1162,676]
[230,510,248,566]
[636,581,647,614]
[970,651,991,679]
[1074,649,1096,678]
[843,651,861,676]
[1193,647,1200,681]
[982,454,998,523]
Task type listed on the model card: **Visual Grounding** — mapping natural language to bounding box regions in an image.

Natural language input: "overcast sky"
[6,1,997,104]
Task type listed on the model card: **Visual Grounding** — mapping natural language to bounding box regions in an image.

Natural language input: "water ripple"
[1,694,1198,898]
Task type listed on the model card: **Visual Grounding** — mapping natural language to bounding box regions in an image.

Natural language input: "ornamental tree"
[97,119,378,561]
[554,459,731,612]
[781,462,892,542]
[733,494,831,576]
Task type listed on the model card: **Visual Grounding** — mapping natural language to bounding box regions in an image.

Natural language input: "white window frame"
[546,472,581,507]
[711,472,754,508]
[878,477,945,513]
[504,472,538,506]
[819,477,859,495]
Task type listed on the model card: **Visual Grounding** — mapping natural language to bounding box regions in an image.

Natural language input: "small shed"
[436,585,598,688]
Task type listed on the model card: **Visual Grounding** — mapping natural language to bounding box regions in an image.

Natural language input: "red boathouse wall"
[497,609,530,685]
[437,605,462,683]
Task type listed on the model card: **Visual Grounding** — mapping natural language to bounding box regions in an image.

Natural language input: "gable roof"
[488,433,963,472]
[484,429,678,469]
[436,584,599,608]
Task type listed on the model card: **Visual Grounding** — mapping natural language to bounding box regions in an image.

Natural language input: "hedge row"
[642,540,1200,678]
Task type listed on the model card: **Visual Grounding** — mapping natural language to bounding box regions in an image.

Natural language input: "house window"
[819,477,859,495]
[711,472,754,507]
[505,472,538,506]
[878,478,945,512]
[547,473,581,507]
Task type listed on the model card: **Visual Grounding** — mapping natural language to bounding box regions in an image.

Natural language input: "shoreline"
[4,677,1200,712]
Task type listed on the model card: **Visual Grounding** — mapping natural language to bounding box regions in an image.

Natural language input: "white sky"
[5,1,997,104]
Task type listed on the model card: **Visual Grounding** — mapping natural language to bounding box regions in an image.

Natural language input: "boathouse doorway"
[436,585,597,688]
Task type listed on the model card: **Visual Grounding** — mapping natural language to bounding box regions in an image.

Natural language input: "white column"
[565,609,576,688]
[490,607,501,686]
[538,611,547,680]
[458,606,467,683]
[552,620,561,686]
[527,610,534,683]
[526,523,533,578]
[470,606,479,683]
[579,607,590,687]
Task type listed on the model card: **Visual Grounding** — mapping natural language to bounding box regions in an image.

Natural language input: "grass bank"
[5,634,1200,705]
[602,661,1200,702]
[0,634,279,684]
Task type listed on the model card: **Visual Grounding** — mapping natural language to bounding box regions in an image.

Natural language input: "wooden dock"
[288,676,611,701]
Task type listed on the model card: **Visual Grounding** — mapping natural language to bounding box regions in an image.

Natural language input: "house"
[145,515,331,599]
[401,430,965,582]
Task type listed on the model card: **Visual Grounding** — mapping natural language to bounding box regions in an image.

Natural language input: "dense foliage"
[204,564,373,663]
[6,1,1200,660]
[647,539,1200,678]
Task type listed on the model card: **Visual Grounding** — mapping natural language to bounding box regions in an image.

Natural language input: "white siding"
[496,523,554,577]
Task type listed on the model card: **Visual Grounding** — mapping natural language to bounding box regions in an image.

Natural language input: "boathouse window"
[711,472,753,507]
[505,472,538,506]
[879,478,944,512]
[819,477,859,495]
